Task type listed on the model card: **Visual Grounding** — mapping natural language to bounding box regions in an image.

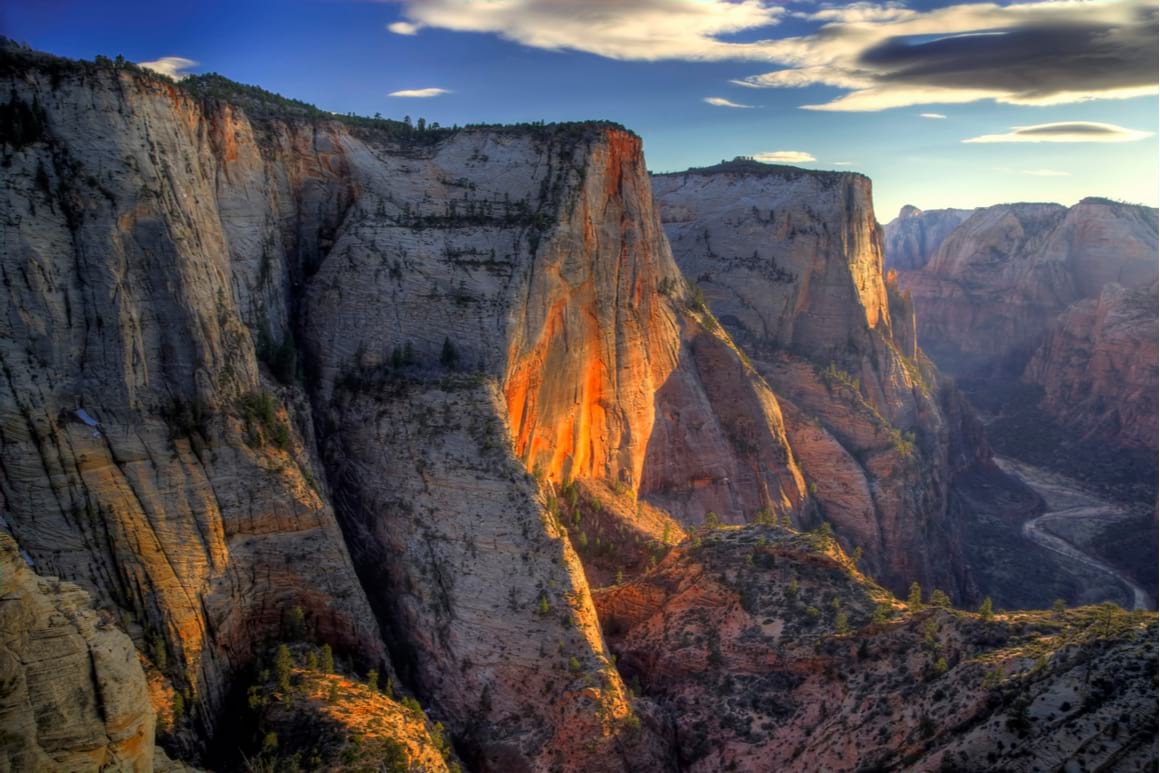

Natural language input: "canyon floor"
[996,456,1154,611]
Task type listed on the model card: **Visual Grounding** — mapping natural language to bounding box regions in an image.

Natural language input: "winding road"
[994,456,1153,611]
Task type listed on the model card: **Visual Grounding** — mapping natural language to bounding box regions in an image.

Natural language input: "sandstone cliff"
[1024,281,1158,450]
[0,46,817,771]
[652,159,1000,600]
[0,532,156,772]
[895,198,1158,380]
[884,204,975,271]
[0,48,392,752]
[597,526,1159,773]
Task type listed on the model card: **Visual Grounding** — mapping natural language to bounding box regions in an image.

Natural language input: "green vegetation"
[929,589,952,608]
[237,390,292,450]
[908,582,923,611]
[274,644,293,693]
[978,596,994,620]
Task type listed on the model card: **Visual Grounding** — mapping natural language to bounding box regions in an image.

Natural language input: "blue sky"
[3,0,1156,218]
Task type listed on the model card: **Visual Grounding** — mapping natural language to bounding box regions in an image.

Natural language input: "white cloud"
[138,56,197,80]
[383,0,1157,112]
[385,0,786,61]
[832,161,855,166]
[388,21,421,35]
[920,113,947,119]
[388,88,452,98]
[730,0,1159,111]
[964,122,1153,144]
[704,97,755,108]
[753,151,815,164]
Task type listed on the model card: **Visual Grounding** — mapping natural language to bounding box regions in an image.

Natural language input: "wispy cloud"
[383,0,1157,112]
[388,21,421,35]
[920,113,947,119]
[388,87,452,98]
[832,161,855,166]
[704,97,755,108]
[753,151,815,164]
[729,0,1159,111]
[964,121,1153,144]
[386,0,785,61]
[138,56,197,80]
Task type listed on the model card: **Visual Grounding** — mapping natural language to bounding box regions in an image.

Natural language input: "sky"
[2,0,1156,218]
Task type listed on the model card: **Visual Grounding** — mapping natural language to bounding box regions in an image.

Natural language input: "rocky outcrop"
[884,204,974,271]
[0,532,156,772]
[895,199,1158,378]
[597,526,1159,773]
[0,48,391,743]
[652,160,997,600]
[1024,282,1158,450]
[0,47,813,770]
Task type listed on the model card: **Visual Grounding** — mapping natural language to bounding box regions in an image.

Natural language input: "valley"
[0,42,1154,773]
[995,456,1154,611]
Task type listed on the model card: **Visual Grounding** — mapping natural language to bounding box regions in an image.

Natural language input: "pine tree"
[978,596,994,620]
[321,643,335,674]
[908,581,923,610]
[440,336,459,370]
[274,644,293,693]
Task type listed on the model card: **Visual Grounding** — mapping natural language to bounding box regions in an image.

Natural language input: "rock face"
[883,204,975,271]
[597,526,1159,773]
[893,199,1158,380]
[0,49,392,746]
[0,47,816,771]
[652,160,999,600]
[1024,281,1159,449]
[0,532,156,772]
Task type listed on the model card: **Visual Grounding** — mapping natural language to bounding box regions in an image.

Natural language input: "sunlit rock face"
[0,54,390,743]
[0,533,156,772]
[595,526,1159,773]
[0,46,816,771]
[653,160,1004,601]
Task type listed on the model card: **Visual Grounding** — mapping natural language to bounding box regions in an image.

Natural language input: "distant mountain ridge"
[885,197,1158,452]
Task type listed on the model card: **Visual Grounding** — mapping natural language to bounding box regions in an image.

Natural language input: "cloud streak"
[735,0,1158,111]
[920,113,947,119]
[964,121,1153,144]
[138,56,197,80]
[386,0,785,62]
[388,87,451,98]
[383,0,1157,111]
[704,97,755,108]
[753,151,815,164]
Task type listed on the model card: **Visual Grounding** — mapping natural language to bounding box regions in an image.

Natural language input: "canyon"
[1,45,1155,773]
[884,199,1159,454]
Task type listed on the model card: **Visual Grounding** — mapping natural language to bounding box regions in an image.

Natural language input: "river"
[994,455,1153,610]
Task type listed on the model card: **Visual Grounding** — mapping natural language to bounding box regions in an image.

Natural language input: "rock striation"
[0,532,156,772]
[892,199,1158,381]
[1024,281,1158,450]
[883,204,975,271]
[0,46,814,770]
[652,159,1005,600]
